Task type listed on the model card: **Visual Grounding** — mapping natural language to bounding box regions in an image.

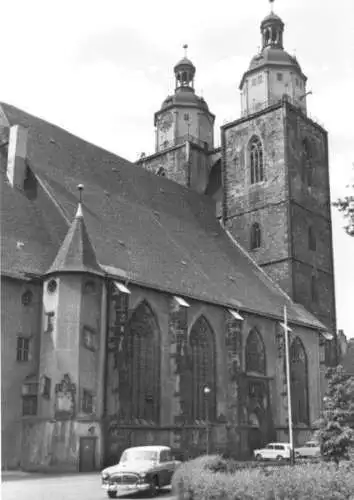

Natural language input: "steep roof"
[0,102,326,330]
[47,203,103,276]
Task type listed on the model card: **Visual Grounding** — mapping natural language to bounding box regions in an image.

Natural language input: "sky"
[1,0,353,337]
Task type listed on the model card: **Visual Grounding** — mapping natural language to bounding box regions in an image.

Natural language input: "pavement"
[1,472,175,500]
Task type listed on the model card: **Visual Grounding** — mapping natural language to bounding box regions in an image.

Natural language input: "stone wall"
[222,101,336,356]
[1,277,42,469]
[137,145,188,186]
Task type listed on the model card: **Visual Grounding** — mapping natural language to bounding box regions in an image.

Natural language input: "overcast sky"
[1,0,353,338]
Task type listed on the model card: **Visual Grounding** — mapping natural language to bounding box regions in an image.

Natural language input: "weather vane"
[269,0,275,13]
[183,44,188,57]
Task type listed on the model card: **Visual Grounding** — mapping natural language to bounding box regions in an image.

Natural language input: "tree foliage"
[315,365,354,464]
[333,167,354,236]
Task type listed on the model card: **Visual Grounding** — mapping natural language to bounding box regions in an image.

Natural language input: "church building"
[0,6,336,472]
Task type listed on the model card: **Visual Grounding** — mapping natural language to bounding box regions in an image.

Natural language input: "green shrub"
[172,455,354,500]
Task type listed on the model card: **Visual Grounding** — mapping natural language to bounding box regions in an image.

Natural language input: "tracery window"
[249,136,264,184]
[190,316,216,421]
[126,301,160,423]
[245,328,266,375]
[250,222,262,250]
[290,337,309,425]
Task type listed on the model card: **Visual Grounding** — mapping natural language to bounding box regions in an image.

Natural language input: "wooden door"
[79,437,96,472]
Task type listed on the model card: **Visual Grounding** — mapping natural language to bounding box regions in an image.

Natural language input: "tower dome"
[174,45,196,89]
[153,44,215,153]
[239,0,308,116]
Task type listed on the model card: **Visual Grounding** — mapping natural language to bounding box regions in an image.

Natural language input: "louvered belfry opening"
[190,316,216,421]
[126,301,161,424]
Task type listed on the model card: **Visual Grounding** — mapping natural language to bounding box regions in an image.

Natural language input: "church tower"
[137,46,217,195]
[221,3,337,364]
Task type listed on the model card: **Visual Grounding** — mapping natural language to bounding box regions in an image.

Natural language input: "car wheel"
[276,455,283,461]
[255,454,262,461]
[107,492,117,499]
[148,476,159,497]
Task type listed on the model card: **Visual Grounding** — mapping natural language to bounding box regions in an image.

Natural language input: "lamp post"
[282,306,295,465]
[203,384,211,455]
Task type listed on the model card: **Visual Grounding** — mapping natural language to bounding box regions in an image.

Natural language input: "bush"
[172,454,354,500]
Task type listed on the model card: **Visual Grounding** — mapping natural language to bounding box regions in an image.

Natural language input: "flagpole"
[284,305,294,465]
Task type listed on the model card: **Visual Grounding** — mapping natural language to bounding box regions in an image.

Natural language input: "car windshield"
[120,449,158,463]
[265,445,273,449]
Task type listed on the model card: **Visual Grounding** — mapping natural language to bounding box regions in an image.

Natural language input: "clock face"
[158,112,173,132]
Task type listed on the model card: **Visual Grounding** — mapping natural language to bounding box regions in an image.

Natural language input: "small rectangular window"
[277,73,283,81]
[16,337,30,362]
[41,376,51,398]
[183,113,189,121]
[22,395,37,416]
[45,311,55,333]
[258,74,263,84]
[81,389,94,414]
[252,78,257,86]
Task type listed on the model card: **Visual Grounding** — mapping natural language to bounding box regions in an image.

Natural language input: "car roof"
[124,446,170,452]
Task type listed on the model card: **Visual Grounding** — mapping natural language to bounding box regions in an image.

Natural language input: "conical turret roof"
[46,203,103,276]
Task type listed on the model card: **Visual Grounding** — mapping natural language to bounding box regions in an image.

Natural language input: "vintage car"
[101,445,181,498]
[295,440,321,458]
[254,442,294,461]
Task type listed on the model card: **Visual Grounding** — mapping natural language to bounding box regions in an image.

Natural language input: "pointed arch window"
[308,226,316,251]
[126,301,160,423]
[250,222,262,250]
[190,316,216,421]
[245,328,266,374]
[290,337,309,425]
[249,136,264,184]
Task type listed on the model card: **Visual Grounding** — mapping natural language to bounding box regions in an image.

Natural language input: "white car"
[254,442,293,461]
[101,445,181,498]
[295,441,320,458]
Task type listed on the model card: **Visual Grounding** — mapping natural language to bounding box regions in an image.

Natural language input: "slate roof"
[47,203,103,276]
[0,102,326,330]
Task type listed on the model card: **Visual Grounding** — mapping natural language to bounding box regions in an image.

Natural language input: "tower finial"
[77,183,84,203]
[76,184,84,217]
[183,44,188,58]
[269,0,275,13]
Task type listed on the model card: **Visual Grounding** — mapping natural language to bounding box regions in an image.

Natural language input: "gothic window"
[126,301,160,423]
[245,328,266,375]
[290,337,309,425]
[190,316,216,421]
[302,138,313,186]
[308,226,316,251]
[249,136,264,184]
[16,337,30,362]
[250,222,262,250]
